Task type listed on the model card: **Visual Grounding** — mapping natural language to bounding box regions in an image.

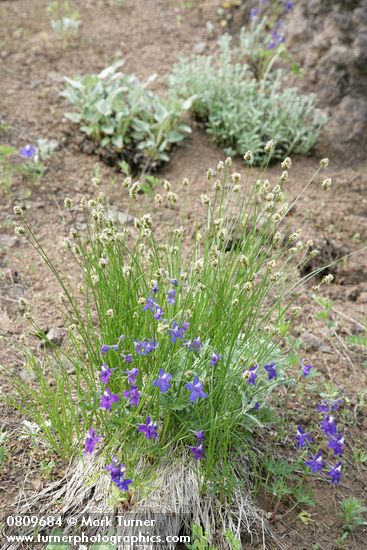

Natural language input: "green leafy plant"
[61,60,193,172]
[169,22,326,164]
[6,153,334,543]
[47,1,81,35]
[338,497,367,544]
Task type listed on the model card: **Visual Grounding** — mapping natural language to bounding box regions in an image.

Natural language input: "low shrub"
[8,151,336,544]
[62,60,193,172]
[169,19,327,164]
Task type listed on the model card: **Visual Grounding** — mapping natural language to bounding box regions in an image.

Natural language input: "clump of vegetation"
[62,60,193,172]
[7,151,338,545]
[0,139,57,187]
[338,497,367,544]
[169,13,326,164]
[47,1,81,35]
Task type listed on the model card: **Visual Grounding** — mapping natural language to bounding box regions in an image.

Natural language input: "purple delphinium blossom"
[184,337,203,352]
[246,365,258,385]
[210,349,221,366]
[84,428,101,454]
[100,388,120,411]
[105,456,132,491]
[153,369,172,394]
[152,282,159,293]
[250,7,258,19]
[101,344,119,355]
[194,430,205,442]
[138,417,158,440]
[122,385,140,407]
[295,426,312,448]
[170,278,178,287]
[327,462,342,485]
[167,288,176,305]
[302,364,313,376]
[143,295,158,312]
[328,433,345,456]
[321,415,337,437]
[253,402,261,411]
[305,451,324,473]
[20,144,37,160]
[331,399,343,411]
[317,400,329,413]
[285,1,294,11]
[134,339,159,356]
[169,321,189,343]
[189,442,204,460]
[153,306,164,320]
[123,354,133,363]
[124,367,139,385]
[185,376,208,402]
[264,362,277,380]
[100,363,116,384]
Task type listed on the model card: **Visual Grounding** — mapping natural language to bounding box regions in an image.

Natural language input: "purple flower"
[264,362,277,380]
[295,426,312,448]
[331,399,343,411]
[122,385,140,407]
[189,442,204,460]
[124,367,139,385]
[20,144,36,160]
[317,400,329,413]
[321,415,337,437]
[169,321,189,343]
[138,417,158,439]
[186,376,208,402]
[84,428,101,454]
[302,364,313,376]
[246,365,258,385]
[101,344,119,355]
[253,402,261,411]
[326,462,342,485]
[123,354,133,363]
[105,456,132,491]
[328,433,345,456]
[100,363,116,384]
[184,337,203,352]
[153,369,172,394]
[285,1,294,11]
[210,349,221,366]
[143,295,158,312]
[250,7,258,19]
[134,339,159,356]
[100,388,120,411]
[152,283,159,293]
[194,430,205,442]
[170,278,178,287]
[167,289,176,305]
[305,451,324,473]
[153,306,164,320]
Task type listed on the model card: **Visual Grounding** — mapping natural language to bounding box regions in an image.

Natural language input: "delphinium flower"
[143,295,163,320]
[302,364,313,376]
[210,349,221,366]
[105,456,132,491]
[84,429,101,454]
[244,365,258,385]
[184,337,203,352]
[326,462,342,485]
[100,388,120,411]
[331,399,343,411]
[153,369,172,394]
[328,433,345,456]
[134,339,159,356]
[189,430,205,460]
[100,363,116,384]
[295,426,312,448]
[264,362,277,380]
[152,282,159,293]
[20,144,37,160]
[170,278,178,287]
[101,343,119,355]
[153,306,164,320]
[122,354,133,363]
[285,1,294,11]
[124,367,139,385]
[122,385,140,407]
[304,451,324,473]
[167,289,176,305]
[169,321,189,343]
[138,417,158,440]
[186,376,208,402]
[317,400,329,413]
[321,415,337,437]
[250,7,258,19]
[253,402,261,411]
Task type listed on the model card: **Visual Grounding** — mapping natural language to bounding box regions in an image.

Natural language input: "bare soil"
[0,1,366,549]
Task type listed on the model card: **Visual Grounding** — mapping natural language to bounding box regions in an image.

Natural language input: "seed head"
[122,177,131,189]
[231,298,239,306]
[207,168,214,181]
[264,139,274,154]
[163,180,171,191]
[167,191,178,204]
[322,178,332,191]
[233,184,241,193]
[244,150,253,163]
[281,157,292,170]
[322,274,334,285]
[232,172,241,184]
[201,194,210,206]
[64,197,73,208]
[129,182,141,199]
[280,170,288,182]
[290,306,302,317]
[225,157,232,167]
[99,257,108,268]
[174,226,184,237]
[88,199,96,209]
[218,228,227,241]
[182,177,189,187]
[15,226,25,236]
[213,179,222,191]
[217,160,224,172]
[106,309,114,317]
[13,205,23,216]
[320,158,329,168]
[154,193,163,205]
[240,255,249,268]
[243,282,252,292]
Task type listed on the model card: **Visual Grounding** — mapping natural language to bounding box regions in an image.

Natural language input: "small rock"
[193,41,207,54]
[301,331,330,353]
[42,327,64,347]
[0,234,17,250]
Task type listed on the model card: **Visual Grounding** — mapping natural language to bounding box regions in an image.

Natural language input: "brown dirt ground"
[0,0,366,549]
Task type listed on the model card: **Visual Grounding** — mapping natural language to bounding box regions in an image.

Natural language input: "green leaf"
[45,528,70,549]
[64,112,82,123]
